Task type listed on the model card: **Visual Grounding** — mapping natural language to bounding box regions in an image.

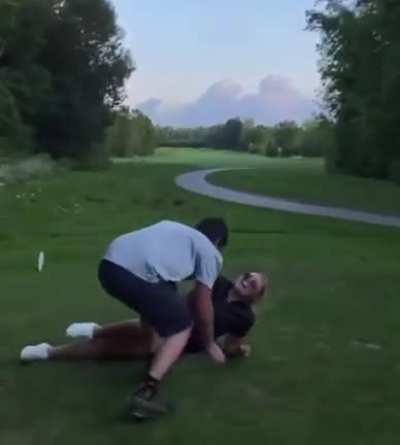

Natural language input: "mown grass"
[1,148,400,444]
[208,156,400,216]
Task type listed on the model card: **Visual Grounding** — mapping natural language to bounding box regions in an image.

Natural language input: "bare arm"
[191,281,225,363]
[191,281,215,347]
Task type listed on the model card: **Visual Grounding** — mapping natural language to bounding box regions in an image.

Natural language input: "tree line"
[4,0,398,183]
[157,117,335,158]
[307,0,400,183]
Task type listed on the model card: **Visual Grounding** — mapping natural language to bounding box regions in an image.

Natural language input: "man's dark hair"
[195,218,228,248]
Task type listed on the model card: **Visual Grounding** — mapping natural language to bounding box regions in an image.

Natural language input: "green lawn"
[1,148,400,444]
[207,156,400,216]
[115,146,274,168]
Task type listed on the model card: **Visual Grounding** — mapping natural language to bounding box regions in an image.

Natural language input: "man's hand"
[206,342,226,364]
[223,335,251,358]
[237,343,251,358]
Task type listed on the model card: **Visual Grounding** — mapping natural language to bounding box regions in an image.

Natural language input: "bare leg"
[148,326,192,380]
[50,327,156,361]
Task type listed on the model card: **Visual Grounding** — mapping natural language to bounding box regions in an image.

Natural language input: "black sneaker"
[127,384,171,421]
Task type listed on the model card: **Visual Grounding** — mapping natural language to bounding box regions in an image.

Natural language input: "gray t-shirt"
[103,220,223,289]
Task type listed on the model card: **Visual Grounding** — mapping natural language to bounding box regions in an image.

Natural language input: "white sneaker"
[65,322,100,339]
[20,343,52,362]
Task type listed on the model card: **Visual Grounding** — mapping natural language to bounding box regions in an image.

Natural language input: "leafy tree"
[0,0,133,162]
[296,117,336,158]
[241,124,268,153]
[307,0,400,180]
[208,118,243,150]
[36,0,134,158]
[272,121,300,156]
[107,108,156,157]
[0,0,47,153]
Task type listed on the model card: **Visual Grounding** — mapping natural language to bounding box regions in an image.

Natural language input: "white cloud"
[136,75,317,127]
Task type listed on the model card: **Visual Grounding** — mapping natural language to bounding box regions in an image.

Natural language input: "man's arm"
[192,281,214,345]
[191,281,225,363]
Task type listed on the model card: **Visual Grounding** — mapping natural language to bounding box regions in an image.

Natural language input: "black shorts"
[98,259,192,337]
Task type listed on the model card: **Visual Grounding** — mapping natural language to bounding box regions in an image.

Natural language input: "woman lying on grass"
[21,272,267,362]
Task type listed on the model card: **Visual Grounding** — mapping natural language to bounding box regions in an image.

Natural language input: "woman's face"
[233,272,266,303]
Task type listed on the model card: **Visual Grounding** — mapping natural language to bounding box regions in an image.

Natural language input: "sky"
[110,0,321,127]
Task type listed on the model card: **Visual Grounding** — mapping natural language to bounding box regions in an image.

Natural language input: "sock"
[66,322,100,339]
[145,373,160,388]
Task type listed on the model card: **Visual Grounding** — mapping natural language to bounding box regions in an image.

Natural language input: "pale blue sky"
[110,0,321,125]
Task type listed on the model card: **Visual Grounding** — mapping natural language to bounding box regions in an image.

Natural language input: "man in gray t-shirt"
[98,218,229,419]
[104,220,222,289]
